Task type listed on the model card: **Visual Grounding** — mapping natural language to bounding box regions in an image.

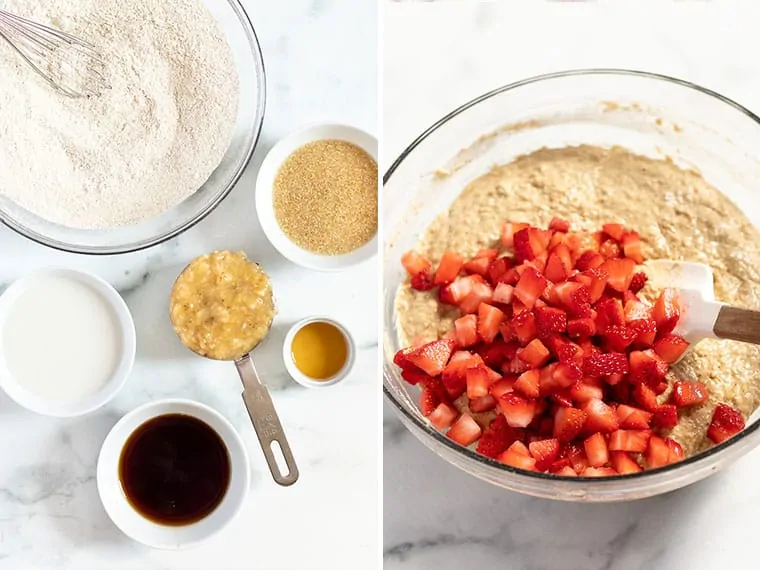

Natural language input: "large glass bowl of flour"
[0,0,264,254]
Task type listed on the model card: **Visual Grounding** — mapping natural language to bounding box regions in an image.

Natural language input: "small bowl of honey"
[283,317,356,388]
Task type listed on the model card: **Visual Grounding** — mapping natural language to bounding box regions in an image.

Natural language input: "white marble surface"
[0,0,378,568]
[383,2,760,569]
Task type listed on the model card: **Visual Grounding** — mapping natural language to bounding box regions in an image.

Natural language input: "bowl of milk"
[0,268,136,417]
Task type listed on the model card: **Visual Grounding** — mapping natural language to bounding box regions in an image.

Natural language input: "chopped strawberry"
[652,288,681,335]
[707,403,745,444]
[453,314,478,348]
[554,281,592,316]
[549,217,571,232]
[466,365,498,399]
[405,339,456,376]
[555,466,578,477]
[501,222,529,248]
[447,413,482,446]
[544,243,573,283]
[489,376,516,400]
[498,393,537,428]
[553,407,587,442]
[601,258,636,292]
[514,267,549,309]
[477,303,505,343]
[653,334,689,364]
[645,435,670,469]
[584,432,609,467]
[428,402,459,429]
[632,383,659,412]
[566,317,596,339]
[608,429,651,452]
[514,369,541,398]
[438,284,457,305]
[448,274,478,303]
[624,298,652,322]
[498,442,537,470]
[463,256,491,276]
[569,377,604,403]
[401,368,434,386]
[610,451,642,474]
[575,250,605,271]
[601,325,637,352]
[599,239,622,259]
[568,231,602,258]
[441,351,481,399]
[410,271,435,290]
[629,272,648,293]
[474,339,518,368]
[529,438,561,471]
[551,362,584,390]
[629,318,657,347]
[672,380,709,408]
[434,251,464,285]
[487,257,512,285]
[512,310,538,346]
[517,338,551,369]
[616,404,653,429]
[582,398,620,434]
[492,282,514,305]
[534,306,567,336]
[393,346,416,370]
[578,268,608,302]
[665,438,684,463]
[469,395,496,413]
[475,415,524,458]
[419,381,446,416]
[606,373,626,386]
[459,278,495,314]
[595,297,626,330]
[583,352,629,377]
[629,349,668,386]
[651,404,678,429]
[499,321,517,343]
[513,228,536,262]
[602,223,626,241]
[582,466,618,477]
[401,250,432,276]
[652,381,668,395]
[621,231,644,264]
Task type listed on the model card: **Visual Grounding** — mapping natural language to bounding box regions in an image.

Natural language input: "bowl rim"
[0,0,266,256]
[382,67,760,483]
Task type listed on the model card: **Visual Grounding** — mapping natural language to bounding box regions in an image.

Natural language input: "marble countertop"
[0,1,378,569]
[383,3,760,569]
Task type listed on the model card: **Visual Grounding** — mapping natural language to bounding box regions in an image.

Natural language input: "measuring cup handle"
[235,356,299,487]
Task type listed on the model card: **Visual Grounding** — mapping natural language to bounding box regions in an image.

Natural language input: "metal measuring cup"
[169,252,298,487]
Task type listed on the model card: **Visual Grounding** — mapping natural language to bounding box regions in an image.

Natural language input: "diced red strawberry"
[447,413,482,446]
[610,451,642,474]
[569,377,604,403]
[665,438,684,463]
[434,251,464,285]
[513,267,548,309]
[498,393,537,428]
[498,442,537,470]
[582,466,618,477]
[459,279,495,314]
[512,310,538,345]
[410,271,435,290]
[578,268,608,302]
[554,281,592,316]
[463,256,491,276]
[489,376,516,399]
[549,217,571,232]
[419,381,446,417]
[469,395,497,413]
[401,368,434,386]
[653,288,681,335]
[453,314,478,348]
[516,338,550,369]
[501,222,529,248]
[513,228,536,262]
[393,346,416,370]
[528,438,561,471]
[629,318,657,347]
[553,407,587,443]
[476,415,524,458]
[509,440,531,456]
[474,339,518,368]
[428,402,459,429]
[645,435,670,469]
[629,272,648,293]
[651,404,678,429]
[438,284,457,305]
[513,369,541,398]
[653,381,668,395]
[487,257,512,285]
[624,298,652,322]
[595,297,626,330]
[632,383,659,412]
[401,250,432,276]
[653,334,689,364]
[568,231,602,258]
[601,258,636,292]
[582,399,620,434]
[544,243,573,283]
[534,306,567,336]
[616,404,653,429]
[608,429,651,452]
[584,432,609,467]
[498,267,521,286]
[707,403,745,444]
[477,303,504,343]
[504,358,530,375]
[474,248,499,261]
[552,362,583,390]
[582,352,629,377]
[601,325,637,352]
[554,465,578,477]
[448,275,477,303]
[492,282,514,304]
[499,321,517,342]
[599,239,622,259]
[466,365,498,399]
[606,373,626,386]
[672,380,709,408]
[628,349,668,386]
[621,231,644,264]
[566,317,596,339]
[575,250,605,271]
[441,351,481,399]
[405,339,456,376]
[602,223,626,241]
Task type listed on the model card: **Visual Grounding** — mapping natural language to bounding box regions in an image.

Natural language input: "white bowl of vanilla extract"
[97,399,250,549]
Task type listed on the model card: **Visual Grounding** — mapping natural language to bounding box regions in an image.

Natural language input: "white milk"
[1,275,121,403]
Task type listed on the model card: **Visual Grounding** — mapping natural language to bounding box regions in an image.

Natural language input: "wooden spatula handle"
[713,305,760,345]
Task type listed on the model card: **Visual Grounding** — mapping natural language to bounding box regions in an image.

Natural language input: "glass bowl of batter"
[0,0,265,254]
[383,69,760,501]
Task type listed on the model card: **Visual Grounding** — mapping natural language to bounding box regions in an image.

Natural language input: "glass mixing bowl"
[0,0,265,255]
[383,69,760,502]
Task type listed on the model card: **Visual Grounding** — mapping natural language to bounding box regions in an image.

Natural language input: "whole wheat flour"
[0,0,240,229]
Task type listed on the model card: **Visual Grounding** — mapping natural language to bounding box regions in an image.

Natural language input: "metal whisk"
[0,9,109,98]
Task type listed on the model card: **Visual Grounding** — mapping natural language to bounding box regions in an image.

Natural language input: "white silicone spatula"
[645,260,760,358]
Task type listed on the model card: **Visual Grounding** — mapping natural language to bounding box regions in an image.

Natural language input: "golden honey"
[291,321,348,380]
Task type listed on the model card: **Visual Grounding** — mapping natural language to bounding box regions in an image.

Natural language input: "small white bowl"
[97,399,250,549]
[0,268,136,417]
[283,317,356,388]
[255,123,378,272]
